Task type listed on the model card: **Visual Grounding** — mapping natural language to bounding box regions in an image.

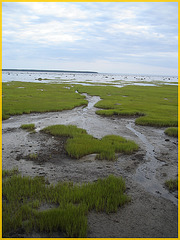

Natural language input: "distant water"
[2,70,178,86]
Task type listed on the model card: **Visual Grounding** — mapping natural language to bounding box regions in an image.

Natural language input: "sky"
[2,2,178,76]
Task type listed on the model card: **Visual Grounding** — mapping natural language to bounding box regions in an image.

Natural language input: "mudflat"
[2,93,178,237]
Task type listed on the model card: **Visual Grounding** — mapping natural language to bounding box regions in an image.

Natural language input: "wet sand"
[2,94,178,238]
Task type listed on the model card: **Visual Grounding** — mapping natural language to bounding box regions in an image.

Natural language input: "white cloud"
[20,2,90,20]
[2,3,96,45]
[106,22,165,41]
[111,8,137,21]
[3,19,88,45]
[125,51,178,59]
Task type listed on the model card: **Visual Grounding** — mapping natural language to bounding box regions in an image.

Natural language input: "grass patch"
[164,127,178,137]
[28,153,38,160]
[2,167,19,178]
[42,125,138,160]
[2,81,87,120]
[3,82,177,127]
[2,170,130,237]
[165,179,178,192]
[20,123,35,131]
[75,85,178,127]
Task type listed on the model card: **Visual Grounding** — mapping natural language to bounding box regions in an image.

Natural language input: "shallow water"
[2,70,178,86]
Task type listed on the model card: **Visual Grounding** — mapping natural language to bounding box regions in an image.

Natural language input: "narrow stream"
[127,122,177,206]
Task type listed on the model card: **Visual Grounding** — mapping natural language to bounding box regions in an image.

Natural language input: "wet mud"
[2,94,178,238]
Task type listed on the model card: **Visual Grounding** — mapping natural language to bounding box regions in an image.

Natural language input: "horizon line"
[2,68,178,78]
[2,68,98,74]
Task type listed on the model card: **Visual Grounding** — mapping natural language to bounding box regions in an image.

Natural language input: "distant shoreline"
[2,69,98,74]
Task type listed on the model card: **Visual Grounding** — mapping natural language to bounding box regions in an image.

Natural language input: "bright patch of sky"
[2,2,178,75]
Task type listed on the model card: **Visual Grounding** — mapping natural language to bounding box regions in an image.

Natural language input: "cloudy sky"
[2,2,178,75]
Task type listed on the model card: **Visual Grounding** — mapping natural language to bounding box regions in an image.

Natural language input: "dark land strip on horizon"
[2,69,98,74]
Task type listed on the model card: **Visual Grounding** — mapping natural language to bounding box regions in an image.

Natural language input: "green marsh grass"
[42,125,138,160]
[3,82,177,127]
[164,127,178,137]
[165,179,178,192]
[2,81,87,120]
[3,170,130,237]
[76,85,178,127]
[21,123,35,131]
[2,167,19,178]
[28,153,38,160]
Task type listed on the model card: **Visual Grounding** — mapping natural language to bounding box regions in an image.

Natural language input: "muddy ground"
[2,94,178,238]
